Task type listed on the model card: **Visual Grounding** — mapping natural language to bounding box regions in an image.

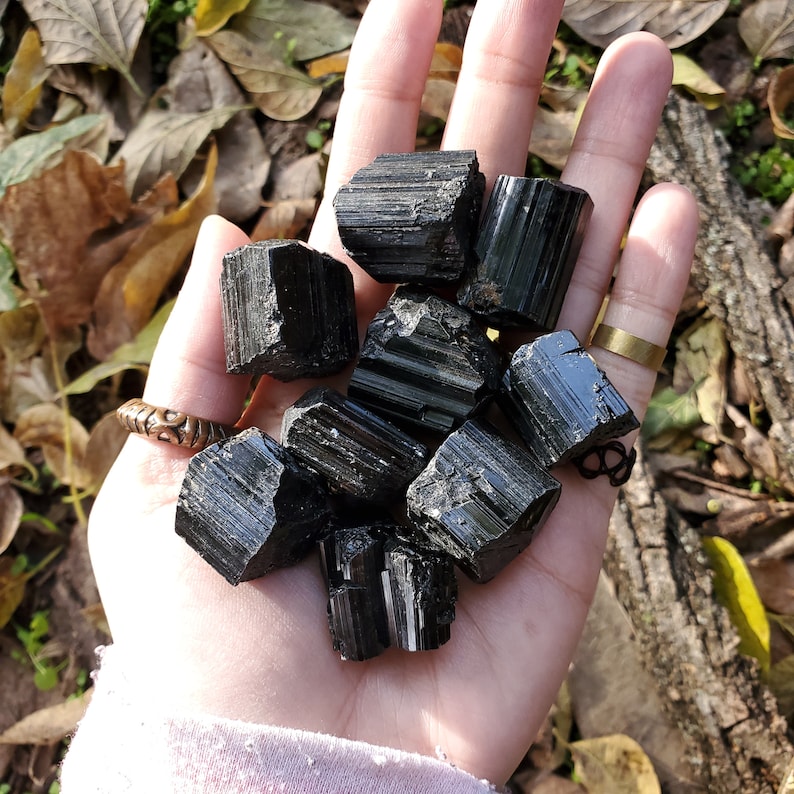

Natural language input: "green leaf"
[672,53,726,110]
[0,243,16,311]
[232,0,358,61]
[702,536,771,673]
[62,298,175,395]
[111,106,244,198]
[641,384,701,439]
[33,666,59,691]
[0,114,105,199]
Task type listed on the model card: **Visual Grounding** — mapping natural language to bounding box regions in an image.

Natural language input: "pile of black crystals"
[174,150,638,661]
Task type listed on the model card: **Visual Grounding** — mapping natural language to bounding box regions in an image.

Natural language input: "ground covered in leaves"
[0,0,793,791]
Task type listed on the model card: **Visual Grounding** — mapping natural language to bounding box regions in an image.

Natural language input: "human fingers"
[556,32,673,339]
[442,0,564,184]
[308,0,444,316]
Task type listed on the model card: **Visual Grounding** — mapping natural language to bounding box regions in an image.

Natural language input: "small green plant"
[147,0,199,80]
[306,119,332,151]
[722,98,762,143]
[12,610,67,691]
[735,145,794,205]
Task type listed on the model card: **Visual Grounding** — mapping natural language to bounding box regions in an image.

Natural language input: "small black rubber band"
[573,440,637,487]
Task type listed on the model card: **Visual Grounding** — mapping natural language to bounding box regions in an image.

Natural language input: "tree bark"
[601,93,794,792]
[606,446,792,793]
[646,92,794,491]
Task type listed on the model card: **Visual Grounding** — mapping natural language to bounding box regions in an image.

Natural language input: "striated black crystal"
[220,239,358,380]
[281,387,429,502]
[406,419,561,583]
[175,428,329,585]
[320,525,390,661]
[499,329,640,468]
[382,538,457,651]
[348,287,503,434]
[458,176,593,330]
[333,150,485,284]
[319,524,457,659]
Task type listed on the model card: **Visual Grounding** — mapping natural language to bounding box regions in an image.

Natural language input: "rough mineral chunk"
[175,428,329,585]
[333,150,485,284]
[281,387,429,502]
[499,329,640,468]
[319,524,457,659]
[406,419,561,583]
[320,526,390,661]
[348,287,503,433]
[382,538,457,651]
[220,239,358,380]
[458,176,593,330]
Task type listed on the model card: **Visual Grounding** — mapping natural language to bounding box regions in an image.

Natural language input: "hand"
[87,0,698,785]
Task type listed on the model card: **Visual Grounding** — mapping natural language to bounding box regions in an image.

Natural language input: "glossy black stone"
[458,176,593,330]
[499,329,640,468]
[348,287,503,434]
[281,387,429,502]
[220,239,358,381]
[333,150,485,284]
[321,525,391,661]
[382,538,457,651]
[406,419,561,583]
[175,428,329,585]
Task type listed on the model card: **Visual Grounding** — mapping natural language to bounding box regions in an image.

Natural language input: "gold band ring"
[591,324,667,371]
[116,398,236,451]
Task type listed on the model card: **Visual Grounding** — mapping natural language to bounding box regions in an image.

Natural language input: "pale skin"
[87,0,699,786]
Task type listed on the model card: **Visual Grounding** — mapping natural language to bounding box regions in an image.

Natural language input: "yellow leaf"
[569,734,661,794]
[702,536,771,673]
[672,53,726,110]
[88,144,218,359]
[195,0,251,37]
[429,42,462,81]
[2,27,49,136]
[306,50,349,79]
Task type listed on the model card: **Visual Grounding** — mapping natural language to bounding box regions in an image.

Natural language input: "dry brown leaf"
[0,303,46,369]
[429,42,462,80]
[1,356,58,424]
[168,37,270,222]
[768,65,794,141]
[739,0,794,60]
[561,0,730,49]
[528,777,586,794]
[111,104,242,199]
[209,28,322,121]
[0,555,27,629]
[88,144,218,359]
[749,557,794,614]
[0,150,130,335]
[251,198,317,241]
[0,691,91,745]
[271,151,324,200]
[529,106,577,170]
[13,401,91,487]
[421,79,456,122]
[0,423,27,473]
[569,734,662,794]
[724,403,781,487]
[0,481,23,555]
[2,27,49,136]
[83,412,128,491]
[20,0,147,94]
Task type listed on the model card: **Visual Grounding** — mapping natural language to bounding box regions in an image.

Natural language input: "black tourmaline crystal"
[406,419,561,583]
[319,524,457,659]
[458,176,593,330]
[333,150,485,284]
[348,287,503,434]
[175,428,329,585]
[382,538,457,651]
[220,239,358,380]
[500,329,639,468]
[320,525,390,661]
[281,387,429,502]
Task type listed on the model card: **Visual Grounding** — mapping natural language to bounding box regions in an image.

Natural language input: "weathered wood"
[606,445,793,793]
[647,92,794,491]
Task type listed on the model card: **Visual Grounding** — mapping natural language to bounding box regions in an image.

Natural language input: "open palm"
[86,0,697,785]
